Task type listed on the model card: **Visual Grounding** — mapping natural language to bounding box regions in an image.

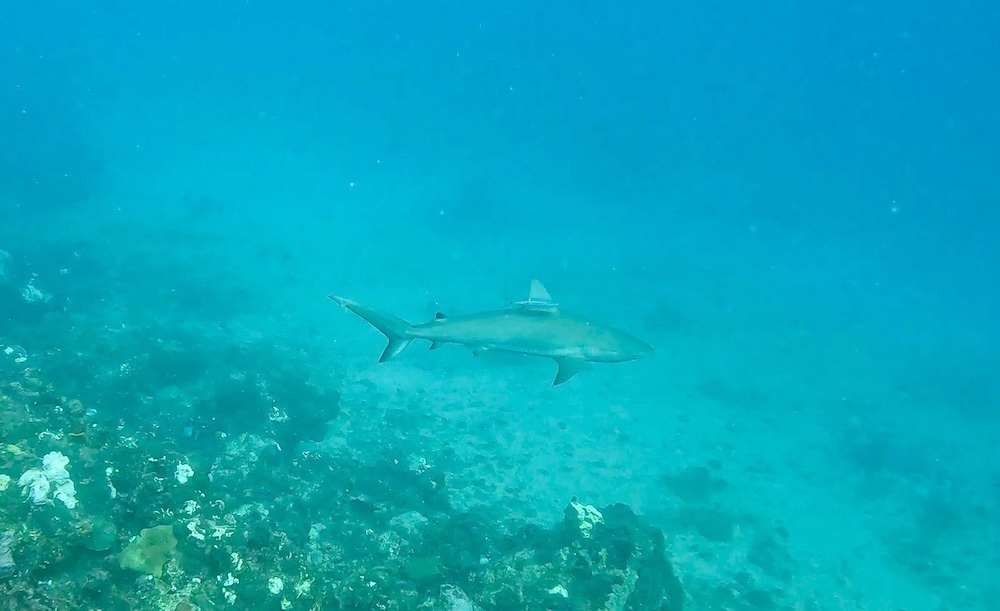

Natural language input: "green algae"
[120,524,178,578]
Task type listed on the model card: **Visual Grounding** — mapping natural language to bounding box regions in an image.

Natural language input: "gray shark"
[328,280,653,385]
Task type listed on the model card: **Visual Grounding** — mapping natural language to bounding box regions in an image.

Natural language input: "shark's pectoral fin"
[429,341,444,350]
[553,357,586,385]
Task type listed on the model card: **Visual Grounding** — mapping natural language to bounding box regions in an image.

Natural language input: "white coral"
[17,470,50,504]
[567,501,604,538]
[18,452,77,509]
[21,279,51,303]
[175,462,194,484]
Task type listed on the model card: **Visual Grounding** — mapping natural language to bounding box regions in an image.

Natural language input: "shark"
[328,280,654,385]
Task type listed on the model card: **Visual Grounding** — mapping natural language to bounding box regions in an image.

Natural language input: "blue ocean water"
[1,1,998,609]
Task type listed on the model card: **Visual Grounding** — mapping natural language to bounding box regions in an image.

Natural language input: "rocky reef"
[0,316,686,610]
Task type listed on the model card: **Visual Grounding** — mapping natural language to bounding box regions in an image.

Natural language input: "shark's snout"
[624,338,655,361]
[588,333,654,363]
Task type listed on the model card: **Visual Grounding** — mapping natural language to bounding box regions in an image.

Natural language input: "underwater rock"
[675,504,739,543]
[404,555,445,582]
[433,584,481,610]
[0,530,14,577]
[211,433,283,483]
[390,510,430,540]
[658,465,728,504]
[267,374,341,452]
[83,515,119,552]
[474,500,685,610]
[119,524,178,578]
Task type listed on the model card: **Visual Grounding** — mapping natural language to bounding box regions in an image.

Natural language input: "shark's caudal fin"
[328,296,414,362]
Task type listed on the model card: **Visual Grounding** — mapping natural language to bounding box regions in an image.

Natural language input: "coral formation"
[119,525,178,578]
[17,451,77,509]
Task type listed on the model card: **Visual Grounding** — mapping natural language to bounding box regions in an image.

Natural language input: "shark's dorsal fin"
[514,279,559,310]
[529,279,552,303]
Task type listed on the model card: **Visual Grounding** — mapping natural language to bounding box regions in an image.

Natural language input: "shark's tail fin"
[328,296,414,362]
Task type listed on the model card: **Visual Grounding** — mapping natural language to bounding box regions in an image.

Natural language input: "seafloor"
[1,206,997,611]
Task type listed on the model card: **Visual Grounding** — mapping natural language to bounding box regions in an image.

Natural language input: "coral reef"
[0,320,687,610]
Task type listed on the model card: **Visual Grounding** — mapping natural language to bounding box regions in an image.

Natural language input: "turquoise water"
[1,1,998,609]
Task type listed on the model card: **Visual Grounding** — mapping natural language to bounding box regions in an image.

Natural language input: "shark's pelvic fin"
[553,357,586,385]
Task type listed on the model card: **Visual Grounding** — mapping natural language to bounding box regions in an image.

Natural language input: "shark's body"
[328,281,653,385]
